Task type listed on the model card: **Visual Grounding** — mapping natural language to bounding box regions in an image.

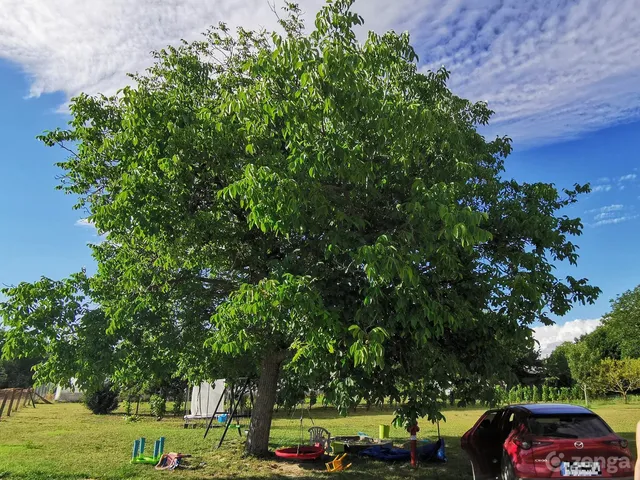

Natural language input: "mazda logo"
[574,441,584,449]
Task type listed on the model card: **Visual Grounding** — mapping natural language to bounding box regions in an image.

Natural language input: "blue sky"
[1,0,640,355]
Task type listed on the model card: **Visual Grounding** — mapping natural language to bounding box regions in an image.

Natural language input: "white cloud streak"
[533,318,601,358]
[1,0,640,145]
[619,174,637,182]
[593,214,639,227]
[585,203,638,227]
[75,218,95,228]
[586,204,624,214]
[591,185,612,193]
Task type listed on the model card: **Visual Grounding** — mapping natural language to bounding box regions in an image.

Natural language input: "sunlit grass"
[0,400,637,479]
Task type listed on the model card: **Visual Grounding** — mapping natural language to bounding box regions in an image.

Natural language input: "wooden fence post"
[14,389,22,412]
[0,392,7,419]
[7,389,16,417]
[23,389,30,407]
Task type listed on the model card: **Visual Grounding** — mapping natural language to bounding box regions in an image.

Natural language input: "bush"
[572,384,582,401]
[84,385,119,415]
[150,394,166,420]
[542,384,549,403]
[172,398,183,417]
[532,385,540,403]
[123,399,133,416]
[515,385,523,403]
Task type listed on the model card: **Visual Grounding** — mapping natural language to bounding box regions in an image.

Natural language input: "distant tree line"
[489,284,640,406]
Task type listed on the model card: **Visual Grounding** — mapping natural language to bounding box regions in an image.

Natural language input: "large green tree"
[601,285,640,359]
[566,338,603,405]
[1,1,599,455]
[595,358,640,403]
[545,342,574,388]
[0,322,38,389]
[0,272,212,397]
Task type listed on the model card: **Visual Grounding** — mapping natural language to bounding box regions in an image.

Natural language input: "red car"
[461,403,635,480]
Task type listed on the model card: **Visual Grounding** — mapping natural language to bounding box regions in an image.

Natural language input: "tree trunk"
[583,384,589,406]
[245,351,286,457]
[622,392,628,404]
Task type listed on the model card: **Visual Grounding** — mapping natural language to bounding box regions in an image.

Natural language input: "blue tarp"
[359,438,447,463]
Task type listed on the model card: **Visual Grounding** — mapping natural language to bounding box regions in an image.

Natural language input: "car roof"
[508,403,594,415]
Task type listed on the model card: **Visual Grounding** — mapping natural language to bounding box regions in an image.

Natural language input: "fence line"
[0,388,38,421]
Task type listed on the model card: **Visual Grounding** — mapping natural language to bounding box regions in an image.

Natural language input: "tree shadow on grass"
[220,434,473,480]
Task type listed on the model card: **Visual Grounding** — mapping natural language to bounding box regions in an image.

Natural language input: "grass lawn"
[0,400,638,479]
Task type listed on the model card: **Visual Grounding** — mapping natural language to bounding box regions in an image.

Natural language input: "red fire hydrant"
[407,423,420,468]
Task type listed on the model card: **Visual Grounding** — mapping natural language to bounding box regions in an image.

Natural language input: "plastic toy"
[131,437,165,464]
[326,453,351,472]
[274,445,324,460]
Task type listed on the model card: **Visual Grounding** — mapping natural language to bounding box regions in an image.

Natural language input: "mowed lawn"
[0,401,638,480]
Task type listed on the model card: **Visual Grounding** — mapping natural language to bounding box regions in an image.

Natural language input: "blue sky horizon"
[1,0,639,356]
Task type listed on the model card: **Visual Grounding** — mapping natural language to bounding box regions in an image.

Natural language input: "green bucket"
[379,424,390,439]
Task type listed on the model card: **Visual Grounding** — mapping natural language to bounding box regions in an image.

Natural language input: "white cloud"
[618,174,637,182]
[75,218,95,228]
[594,211,618,221]
[533,318,601,358]
[586,204,624,214]
[591,185,612,193]
[597,177,611,183]
[593,214,639,227]
[585,204,638,227]
[1,0,640,145]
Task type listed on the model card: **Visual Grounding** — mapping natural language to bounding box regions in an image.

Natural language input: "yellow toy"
[325,453,351,472]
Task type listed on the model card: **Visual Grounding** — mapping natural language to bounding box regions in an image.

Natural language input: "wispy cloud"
[533,318,601,358]
[586,204,624,214]
[593,214,639,227]
[619,173,637,182]
[0,0,639,145]
[585,204,638,227]
[591,184,612,193]
[75,218,94,228]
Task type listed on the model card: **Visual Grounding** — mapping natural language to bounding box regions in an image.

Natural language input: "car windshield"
[527,414,611,439]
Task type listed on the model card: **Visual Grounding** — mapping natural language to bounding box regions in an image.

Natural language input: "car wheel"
[500,451,517,480]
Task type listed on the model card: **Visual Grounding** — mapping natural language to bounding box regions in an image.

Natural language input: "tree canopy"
[595,358,640,403]
[0,0,599,455]
[601,285,640,359]
[544,342,573,388]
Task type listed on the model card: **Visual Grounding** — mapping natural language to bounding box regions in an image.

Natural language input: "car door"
[462,409,506,479]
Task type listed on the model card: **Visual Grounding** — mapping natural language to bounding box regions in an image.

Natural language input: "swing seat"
[275,445,324,461]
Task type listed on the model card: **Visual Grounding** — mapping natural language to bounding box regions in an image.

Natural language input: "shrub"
[172,398,183,417]
[123,399,133,416]
[515,385,523,403]
[542,385,549,403]
[571,384,582,401]
[523,385,531,402]
[84,385,119,415]
[150,394,166,420]
[532,385,540,403]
